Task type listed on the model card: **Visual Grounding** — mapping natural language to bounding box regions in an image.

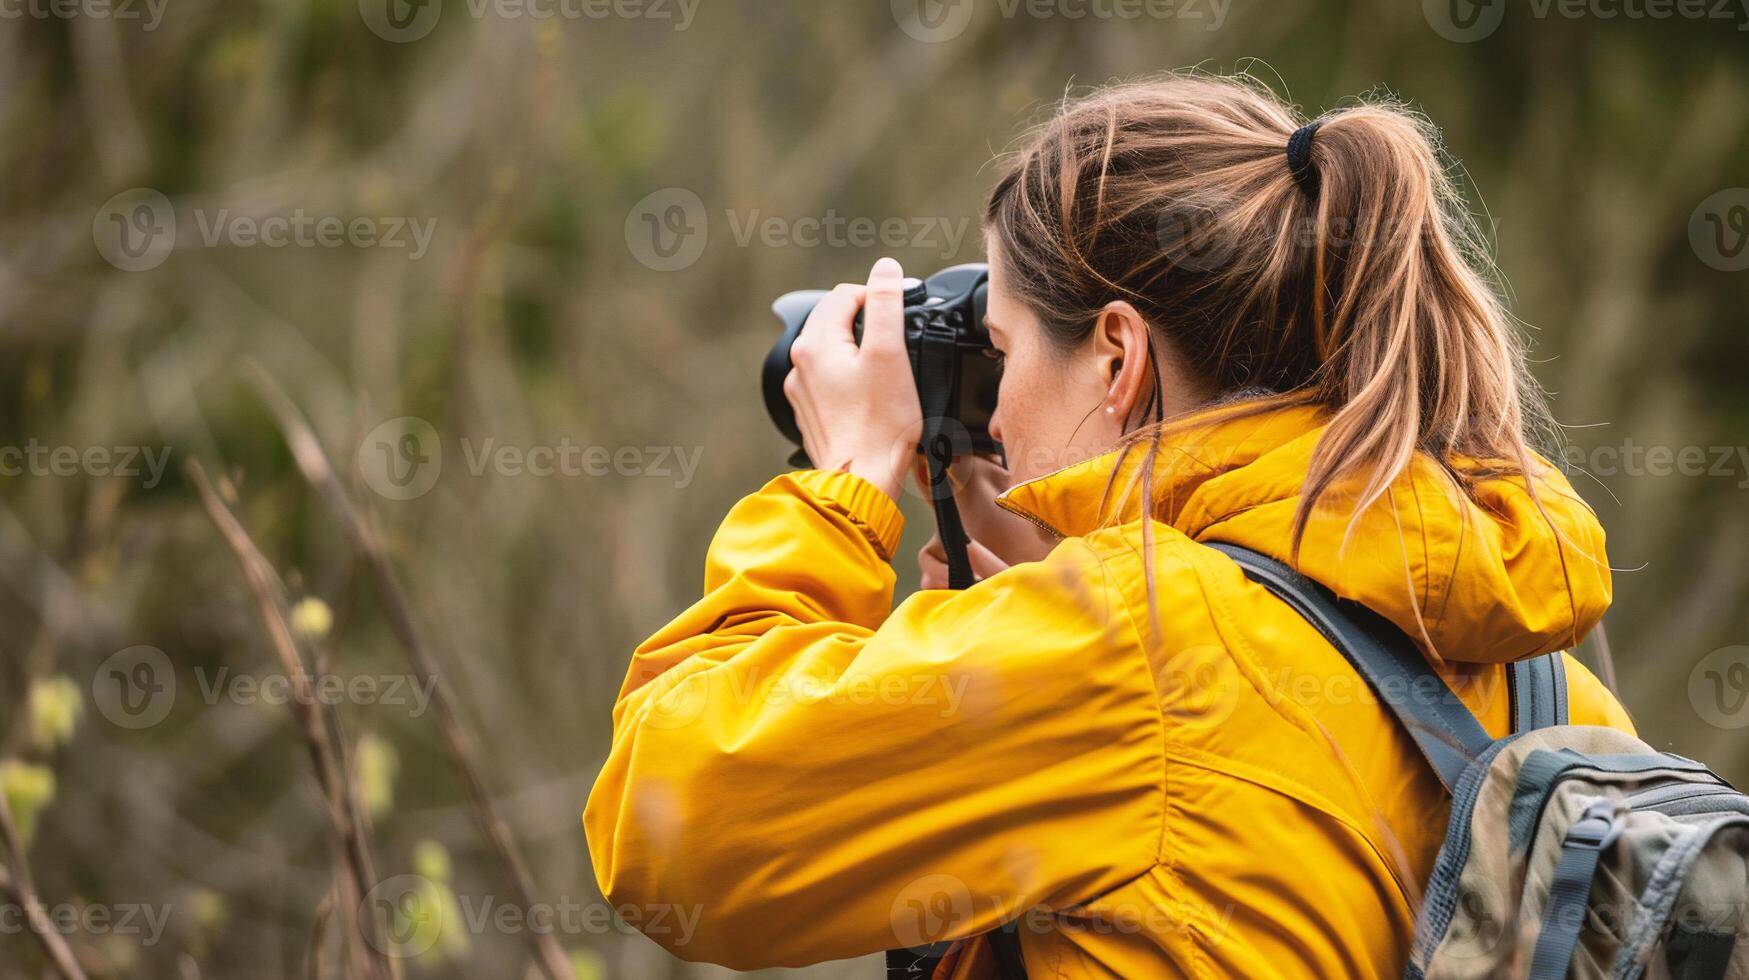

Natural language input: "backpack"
[887,544,1749,979]
[1208,542,1749,980]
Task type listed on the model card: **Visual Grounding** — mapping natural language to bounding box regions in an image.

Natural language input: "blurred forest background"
[1,0,1746,977]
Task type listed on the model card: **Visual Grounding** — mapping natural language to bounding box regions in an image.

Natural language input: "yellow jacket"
[584,399,1634,978]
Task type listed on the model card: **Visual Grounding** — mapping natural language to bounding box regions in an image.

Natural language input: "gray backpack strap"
[1527,800,1625,980]
[1510,654,1569,732]
[1205,543,1492,792]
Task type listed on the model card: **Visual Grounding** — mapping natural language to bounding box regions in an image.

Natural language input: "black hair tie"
[1286,120,1323,199]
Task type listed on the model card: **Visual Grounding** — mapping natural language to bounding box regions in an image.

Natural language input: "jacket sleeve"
[583,469,1163,969]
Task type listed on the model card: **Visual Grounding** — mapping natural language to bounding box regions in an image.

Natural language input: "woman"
[584,74,1635,978]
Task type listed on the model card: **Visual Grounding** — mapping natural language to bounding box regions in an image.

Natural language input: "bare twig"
[245,365,575,980]
[187,460,392,980]
[305,887,334,980]
[0,797,91,980]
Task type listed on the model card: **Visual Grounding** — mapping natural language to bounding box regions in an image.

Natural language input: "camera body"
[762,262,1001,465]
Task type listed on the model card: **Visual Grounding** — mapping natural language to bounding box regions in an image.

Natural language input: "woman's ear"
[1091,300,1154,424]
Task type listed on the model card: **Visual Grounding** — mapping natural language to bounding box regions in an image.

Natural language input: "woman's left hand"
[783,257,921,502]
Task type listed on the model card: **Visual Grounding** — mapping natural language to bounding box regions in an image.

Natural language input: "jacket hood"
[994,397,1612,665]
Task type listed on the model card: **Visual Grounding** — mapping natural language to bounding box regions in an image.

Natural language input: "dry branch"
[188,460,392,980]
[246,366,575,980]
[0,802,91,980]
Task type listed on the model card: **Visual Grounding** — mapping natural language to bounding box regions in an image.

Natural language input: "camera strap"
[915,319,976,591]
[885,323,1031,979]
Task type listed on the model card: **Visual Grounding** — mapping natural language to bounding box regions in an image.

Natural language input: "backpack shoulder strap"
[1509,653,1570,732]
[1204,542,1493,791]
[986,922,1025,979]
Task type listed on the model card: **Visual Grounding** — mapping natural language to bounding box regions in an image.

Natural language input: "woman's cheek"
[995,365,1040,481]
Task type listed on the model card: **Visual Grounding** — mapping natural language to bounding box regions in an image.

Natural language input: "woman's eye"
[982,347,1005,365]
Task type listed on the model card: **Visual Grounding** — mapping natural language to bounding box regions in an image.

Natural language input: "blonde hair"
[983,72,1552,562]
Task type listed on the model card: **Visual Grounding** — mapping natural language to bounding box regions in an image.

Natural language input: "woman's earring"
[1105,405,1116,415]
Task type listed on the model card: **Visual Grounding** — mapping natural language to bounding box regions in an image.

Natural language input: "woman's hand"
[783,257,921,502]
[918,532,1010,589]
[915,452,1057,587]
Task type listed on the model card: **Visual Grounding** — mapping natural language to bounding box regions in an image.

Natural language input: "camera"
[761,263,1001,466]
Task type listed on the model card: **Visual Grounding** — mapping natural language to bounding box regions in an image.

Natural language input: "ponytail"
[1289,103,1547,555]
[983,73,1555,561]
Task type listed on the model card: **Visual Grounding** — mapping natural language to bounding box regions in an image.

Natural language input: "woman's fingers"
[778,258,920,502]
[859,257,906,359]
[795,282,864,350]
[918,534,948,590]
[916,532,1010,589]
[965,537,1010,580]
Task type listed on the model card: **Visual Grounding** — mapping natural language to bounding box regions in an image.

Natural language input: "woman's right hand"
[918,532,1008,589]
[914,452,1057,588]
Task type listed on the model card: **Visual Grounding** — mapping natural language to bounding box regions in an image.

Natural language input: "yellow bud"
[189,888,228,959]
[395,875,469,964]
[289,597,333,640]
[28,675,82,750]
[570,947,608,980]
[412,839,453,883]
[355,733,399,818]
[0,759,56,846]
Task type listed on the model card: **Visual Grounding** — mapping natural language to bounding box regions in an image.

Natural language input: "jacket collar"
[994,395,1324,542]
[994,395,1613,665]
